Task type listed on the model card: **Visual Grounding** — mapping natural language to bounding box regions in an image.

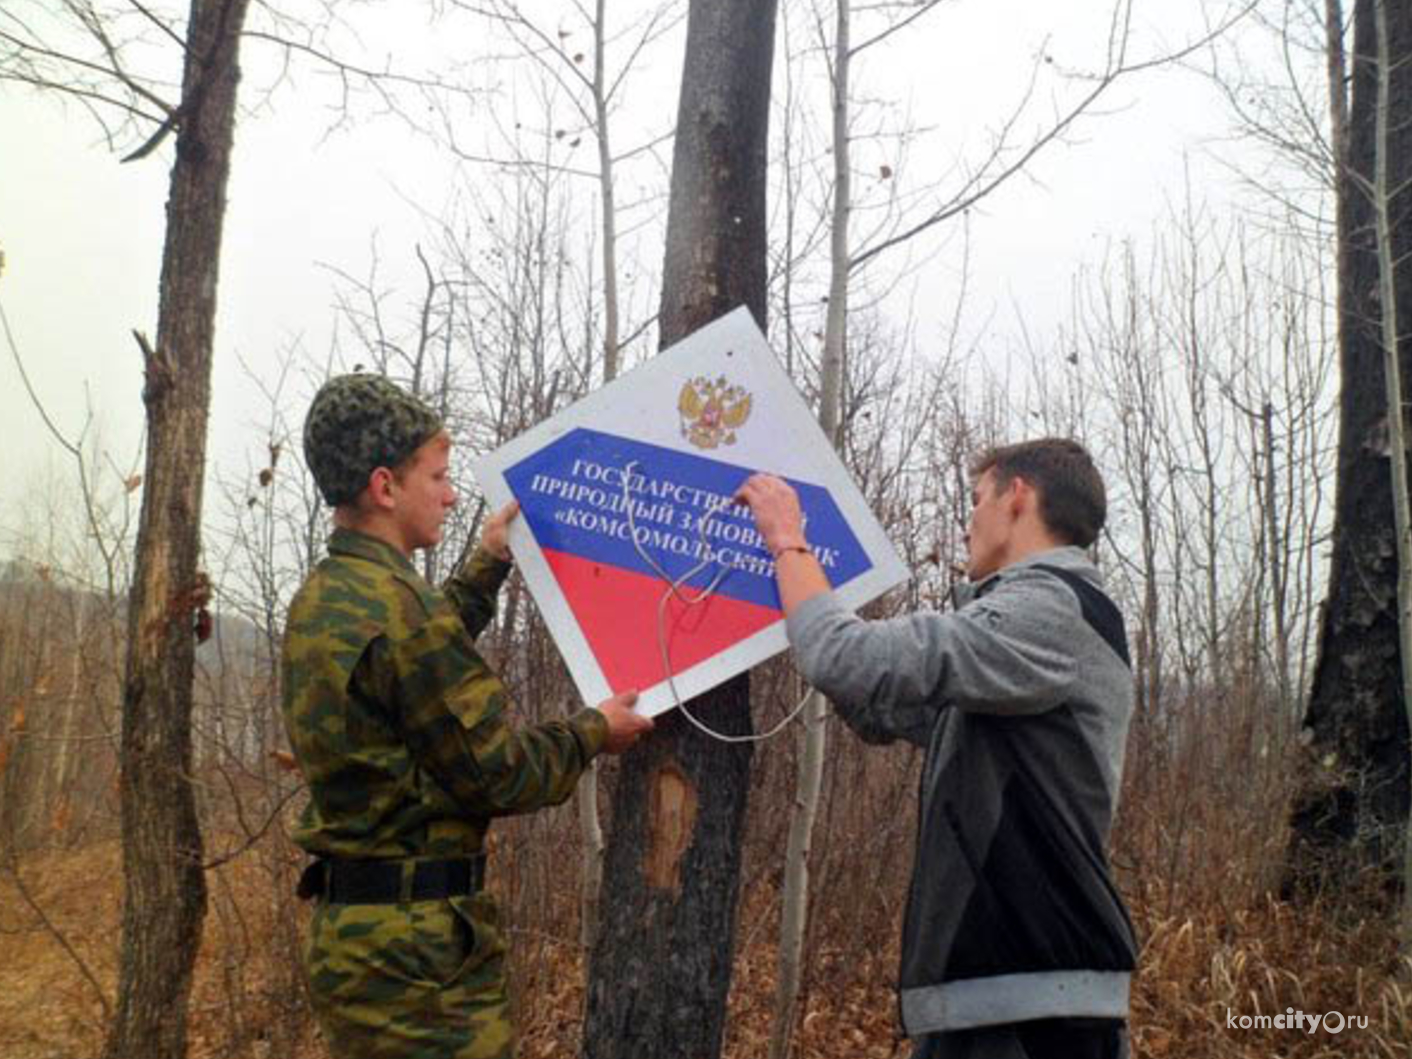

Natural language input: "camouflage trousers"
[305,891,514,1058]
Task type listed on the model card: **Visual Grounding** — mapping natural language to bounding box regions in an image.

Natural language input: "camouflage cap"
[303,374,443,506]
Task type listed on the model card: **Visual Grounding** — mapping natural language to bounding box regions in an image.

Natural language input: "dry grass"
[1,717,1409,1059]
[1132,891,1410,1057]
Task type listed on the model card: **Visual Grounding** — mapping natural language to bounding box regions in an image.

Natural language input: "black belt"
[297,855,485,904]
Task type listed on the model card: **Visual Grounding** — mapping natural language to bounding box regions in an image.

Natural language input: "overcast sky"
[0,0,1277,560]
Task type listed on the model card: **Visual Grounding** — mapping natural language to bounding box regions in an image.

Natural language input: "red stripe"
[542,548,782,694]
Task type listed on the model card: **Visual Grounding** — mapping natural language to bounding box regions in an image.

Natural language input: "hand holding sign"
[480,500,519,562]
[734,474,809,556]
[596,690,654,752]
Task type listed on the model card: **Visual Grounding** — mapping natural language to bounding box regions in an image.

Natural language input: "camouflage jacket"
[281,527,607,860]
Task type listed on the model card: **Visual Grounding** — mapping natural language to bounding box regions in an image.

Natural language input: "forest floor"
[1,836,1410,1058]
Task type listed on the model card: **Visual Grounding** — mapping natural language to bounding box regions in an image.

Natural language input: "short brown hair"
[970,438,1106,547]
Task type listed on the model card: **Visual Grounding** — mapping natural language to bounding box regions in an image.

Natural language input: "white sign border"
[471,307,910,717]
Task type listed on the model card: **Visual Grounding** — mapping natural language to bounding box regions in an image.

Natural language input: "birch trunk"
[769,2,849,1056]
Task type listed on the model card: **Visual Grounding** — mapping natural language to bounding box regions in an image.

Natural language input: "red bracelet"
[773,544,812,560]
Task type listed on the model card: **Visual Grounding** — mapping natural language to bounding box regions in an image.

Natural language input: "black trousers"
[911,1019,1128,1059]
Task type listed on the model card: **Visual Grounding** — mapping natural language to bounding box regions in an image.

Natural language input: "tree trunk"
[1287,0,1412,900]
[1261,402,1294,727]
[1369,0,1412,943]
[770,3,848,1056]
[102,0,251,1056]
[578,0,622,956]
[581,1,778,1055]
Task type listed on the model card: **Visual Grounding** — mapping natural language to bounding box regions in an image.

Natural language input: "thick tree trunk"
[1368,0,1412,942]
[581,2,778,1056]
[101,1,250,1056]
[1287,0,1412,899]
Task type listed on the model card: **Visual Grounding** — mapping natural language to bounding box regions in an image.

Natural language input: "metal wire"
[619,460,811,743]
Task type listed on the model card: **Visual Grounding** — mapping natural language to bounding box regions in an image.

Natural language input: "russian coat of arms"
[677,375,753,449]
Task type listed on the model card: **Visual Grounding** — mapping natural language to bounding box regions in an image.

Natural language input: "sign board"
[471,307,908,717]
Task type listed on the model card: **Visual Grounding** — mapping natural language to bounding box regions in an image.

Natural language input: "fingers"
[613,692,653,734]
[734,472,784,506]
[486,499,519,531]
[480,499,521,561]
[734,473,806,554]
[597,689,654,753]
[735,474,800,515]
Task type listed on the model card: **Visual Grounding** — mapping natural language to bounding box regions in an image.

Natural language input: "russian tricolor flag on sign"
[472,308,908,718]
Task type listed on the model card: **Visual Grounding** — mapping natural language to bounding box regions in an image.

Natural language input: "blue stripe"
[504,427,872,609]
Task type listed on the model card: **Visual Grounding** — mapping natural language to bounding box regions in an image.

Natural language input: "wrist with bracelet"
[772,542,812,560]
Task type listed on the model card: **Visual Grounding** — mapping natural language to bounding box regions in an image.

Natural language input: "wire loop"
[619,460,811,743]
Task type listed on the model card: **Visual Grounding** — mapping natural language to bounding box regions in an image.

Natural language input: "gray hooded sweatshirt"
[786,546,1137,1039]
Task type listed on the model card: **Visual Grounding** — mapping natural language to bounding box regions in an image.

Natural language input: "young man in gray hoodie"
[737,438,1136,1059]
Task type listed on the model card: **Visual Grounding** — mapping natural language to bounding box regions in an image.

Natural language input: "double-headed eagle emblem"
[678,375,753,449]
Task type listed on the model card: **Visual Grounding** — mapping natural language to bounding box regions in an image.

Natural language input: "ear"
[366,466,398,511]
[1006,475,1035,518]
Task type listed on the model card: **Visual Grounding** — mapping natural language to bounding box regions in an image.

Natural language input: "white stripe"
[901,970,1130,1034]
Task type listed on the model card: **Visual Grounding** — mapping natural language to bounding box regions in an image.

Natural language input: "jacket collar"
[328,526,418,575]
[954,545,1095,606]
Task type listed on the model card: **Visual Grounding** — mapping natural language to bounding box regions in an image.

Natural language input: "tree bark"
[1368,0,1412,942]
[770,3,848,1056]
[579,0,621,957]
[102,1,251,1056]
[582,1,778,1056]
[1287,0,1412,899]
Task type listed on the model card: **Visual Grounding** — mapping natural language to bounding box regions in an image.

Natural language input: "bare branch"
[0,293,83,459]
[0,26,173,119]
[240,28,474,98]
[121,0,188,52]
[2,852,112,1021]
[850,1,1253,271]
[850,0,946,58]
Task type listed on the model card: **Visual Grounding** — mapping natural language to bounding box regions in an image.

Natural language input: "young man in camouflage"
[283,374,652,1059]
[738,439,1136,1059]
